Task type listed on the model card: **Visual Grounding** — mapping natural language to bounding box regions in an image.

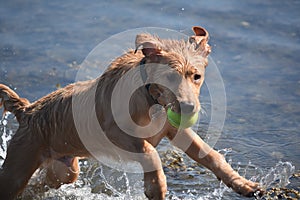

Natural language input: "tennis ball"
[167,107,198,129]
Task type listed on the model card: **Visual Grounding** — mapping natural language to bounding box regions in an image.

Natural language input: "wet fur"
[0,27,260,199]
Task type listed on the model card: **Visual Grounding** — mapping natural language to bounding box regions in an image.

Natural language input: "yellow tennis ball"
[167,108,198,129]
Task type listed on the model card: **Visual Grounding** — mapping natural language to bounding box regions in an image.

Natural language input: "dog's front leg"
[139,141,167,200]
[167,127,260,197]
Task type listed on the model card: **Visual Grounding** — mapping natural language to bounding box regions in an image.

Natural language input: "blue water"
[1,0,300,199]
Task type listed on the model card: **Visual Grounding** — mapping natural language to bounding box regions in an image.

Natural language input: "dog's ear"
[135,34,162,57]
[191,26,209,43]
[189,26,211,56]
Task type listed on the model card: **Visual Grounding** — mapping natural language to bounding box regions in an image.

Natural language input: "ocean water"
[1,0,299,199]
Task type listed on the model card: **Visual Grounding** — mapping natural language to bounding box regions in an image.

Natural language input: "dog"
[0,26,261,200]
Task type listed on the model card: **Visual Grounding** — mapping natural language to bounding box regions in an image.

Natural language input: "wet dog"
[0,26,260,199]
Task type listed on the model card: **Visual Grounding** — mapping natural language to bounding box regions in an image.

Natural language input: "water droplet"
[2,120,7,126]
[241,21,250,27]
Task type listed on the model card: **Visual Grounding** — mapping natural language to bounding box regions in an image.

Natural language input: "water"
[1,0,300,199]
[0,116,298,200]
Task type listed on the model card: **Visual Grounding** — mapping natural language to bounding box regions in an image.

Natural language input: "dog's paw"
[144,170,167,200]
[230,177,264,197]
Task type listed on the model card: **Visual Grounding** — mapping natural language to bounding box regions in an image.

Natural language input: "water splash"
[0,112,16,166]
[18,148,299,200]
[259,161,295,190]
[217,149,295,190]
[0,113,297,200]
[21,160,147,200]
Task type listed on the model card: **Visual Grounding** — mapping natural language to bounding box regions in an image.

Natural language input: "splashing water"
[259,162,295,190]
[217,149,296,199]
[0,112,16,166]
[0,112,298,200]
[21,160,147,200]
[255,162,297,200]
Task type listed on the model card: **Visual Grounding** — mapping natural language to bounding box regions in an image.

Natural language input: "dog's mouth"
[148,85,198,113]
[166,100,200,115]
[146,83,200,128]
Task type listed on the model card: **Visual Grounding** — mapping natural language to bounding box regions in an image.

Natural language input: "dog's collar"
[139,58,147,84]
[139,59,158,104]
[139,58,150,91]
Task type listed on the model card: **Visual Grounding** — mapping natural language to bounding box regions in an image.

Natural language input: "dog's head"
[135,26,211,115]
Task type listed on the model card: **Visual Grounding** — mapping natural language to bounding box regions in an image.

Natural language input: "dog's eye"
[193,74,202,82]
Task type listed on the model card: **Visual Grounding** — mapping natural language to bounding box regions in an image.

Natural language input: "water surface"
[1,0,299,199]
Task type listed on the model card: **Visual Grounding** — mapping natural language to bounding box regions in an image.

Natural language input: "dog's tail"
[0,84,30,119]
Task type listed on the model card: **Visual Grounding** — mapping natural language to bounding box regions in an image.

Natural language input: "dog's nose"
[179,101,195,114]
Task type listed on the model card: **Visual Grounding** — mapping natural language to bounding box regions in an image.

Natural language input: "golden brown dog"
[0,26,260,199]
